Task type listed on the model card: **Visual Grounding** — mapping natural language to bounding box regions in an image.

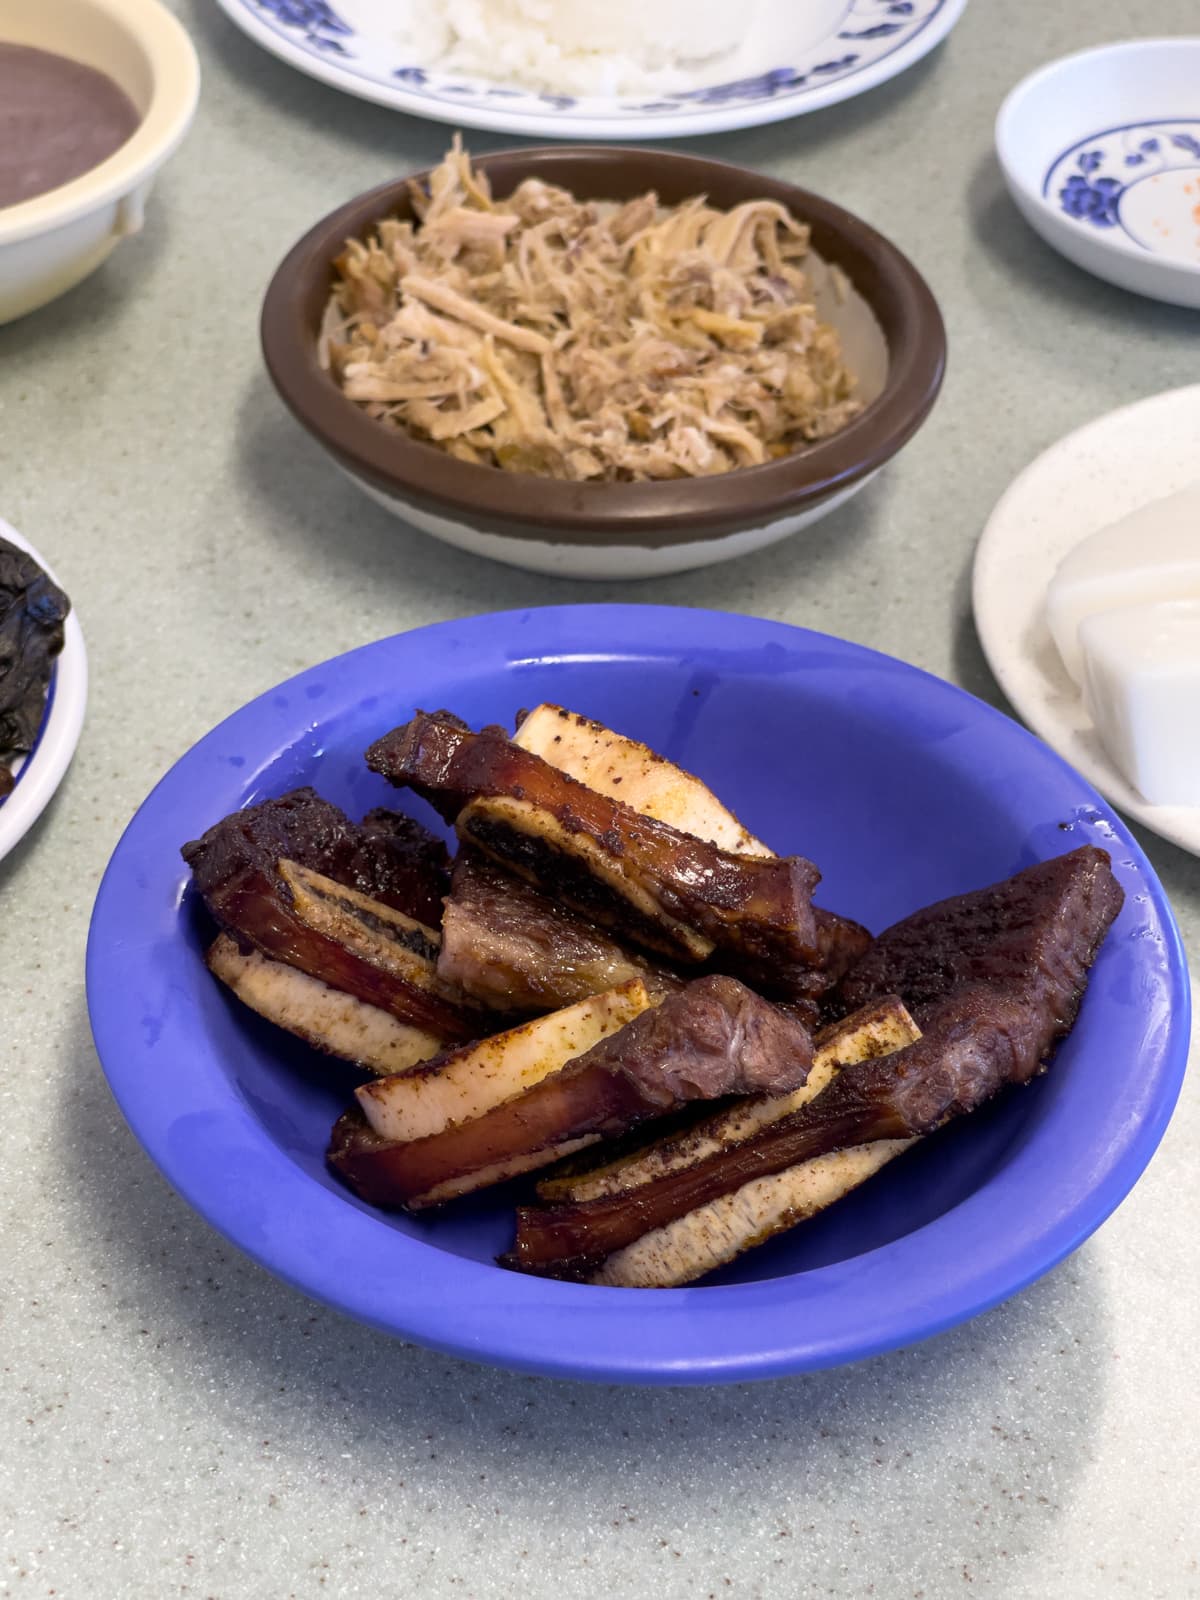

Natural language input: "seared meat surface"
[182,791,478,1041]
[437,852,684,1012]
[837,844,1124,1023]
[183,788,450,929]
[366,711,821,972]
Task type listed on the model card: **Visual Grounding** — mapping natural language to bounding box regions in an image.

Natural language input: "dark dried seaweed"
[0,535,70,800]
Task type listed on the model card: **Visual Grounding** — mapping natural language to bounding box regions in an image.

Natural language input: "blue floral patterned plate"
[996,39,1200,310]
[211,0,969,139]
[1047,121,1200,262]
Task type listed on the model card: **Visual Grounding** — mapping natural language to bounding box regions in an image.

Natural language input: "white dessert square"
[1045,482,1200,686]
[1080,598,1200,807]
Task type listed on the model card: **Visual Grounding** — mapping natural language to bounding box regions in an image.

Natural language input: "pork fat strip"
[366,712,821,969]
[328,976,814,1210]
[512,702,773,856]
[837,844,1124,1019]
[437,852,685,1013]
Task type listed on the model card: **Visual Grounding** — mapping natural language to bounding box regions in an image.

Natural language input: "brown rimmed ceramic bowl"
[261,146,946,579]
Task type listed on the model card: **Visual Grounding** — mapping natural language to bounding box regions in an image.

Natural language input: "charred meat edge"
[327,1115,603,1209]
[329,976,814,1210]
[513,705,867,1008]
[365,712,821,968]
[186,840,483,1042]
[181,787,450,929]
[837,844,1124,1020]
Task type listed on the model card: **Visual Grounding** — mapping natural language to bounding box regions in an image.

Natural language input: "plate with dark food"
[0,519,86,860]
[86,606,1189,1383]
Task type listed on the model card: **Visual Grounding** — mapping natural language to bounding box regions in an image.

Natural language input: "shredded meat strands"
[320,140,863,482]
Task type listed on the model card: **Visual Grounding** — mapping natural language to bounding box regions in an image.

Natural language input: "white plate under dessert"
[973,385,1200,859]
[211,0,969,140]
[0,519,88,863]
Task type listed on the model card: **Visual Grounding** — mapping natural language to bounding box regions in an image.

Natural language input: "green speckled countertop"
[1,2,1196,1596]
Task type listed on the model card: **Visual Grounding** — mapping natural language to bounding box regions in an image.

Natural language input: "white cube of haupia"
[1045,483,1200,687]
[1080,599,1200,807]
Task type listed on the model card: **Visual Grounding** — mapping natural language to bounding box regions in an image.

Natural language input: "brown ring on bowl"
[261,146,947,549]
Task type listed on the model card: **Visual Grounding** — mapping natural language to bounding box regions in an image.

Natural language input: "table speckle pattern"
[1,3,1196,1596]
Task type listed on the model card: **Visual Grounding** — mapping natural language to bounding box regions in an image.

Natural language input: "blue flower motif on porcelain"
[1046,121,1200,264]
[253,0,352,53]
[242,0,948,116]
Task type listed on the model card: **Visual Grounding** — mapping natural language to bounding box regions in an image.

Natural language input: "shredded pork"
[320,141,863,482]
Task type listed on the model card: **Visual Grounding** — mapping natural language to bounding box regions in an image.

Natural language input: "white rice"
[392,0,752,98]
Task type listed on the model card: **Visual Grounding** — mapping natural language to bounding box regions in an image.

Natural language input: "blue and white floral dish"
[211,0,968,139]
[996,38,1200,310]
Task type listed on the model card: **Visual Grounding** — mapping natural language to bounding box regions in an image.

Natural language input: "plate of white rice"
[214,0,968,139]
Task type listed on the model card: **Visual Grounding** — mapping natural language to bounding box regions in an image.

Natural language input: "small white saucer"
[996,38,1200,310]
[973,385,1200,859]
[0,520,87,862]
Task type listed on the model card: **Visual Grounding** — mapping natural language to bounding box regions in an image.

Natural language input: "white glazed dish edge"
[210,0,968,140]
[972,384,1200,858]
[0,0,200,323]
[995,37,1200,310]
[0,520,88,862]
[349,471,876,580]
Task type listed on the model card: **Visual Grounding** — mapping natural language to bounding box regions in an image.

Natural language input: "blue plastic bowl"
[86,607,1191,1384]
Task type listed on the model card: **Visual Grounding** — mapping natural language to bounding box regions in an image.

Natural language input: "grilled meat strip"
[366,712,821,970]
[207,933,446,1076]
[837,844,1124,1020]
[183,788,450,927]
[536,996,920,1206]
[583,1000,922,1288]
[328,976,814,1211]
[514,703,870,1010]
[506,849,1124,1276]
[437,852,684,1013]
[182,793,479,1042]
[353,981,655,1147]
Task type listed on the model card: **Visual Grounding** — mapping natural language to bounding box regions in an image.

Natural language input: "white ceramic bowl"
[0,0,199,324]
[996,38,1200,311]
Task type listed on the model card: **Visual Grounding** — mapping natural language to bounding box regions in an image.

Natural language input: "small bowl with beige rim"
[0,0,199,324]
